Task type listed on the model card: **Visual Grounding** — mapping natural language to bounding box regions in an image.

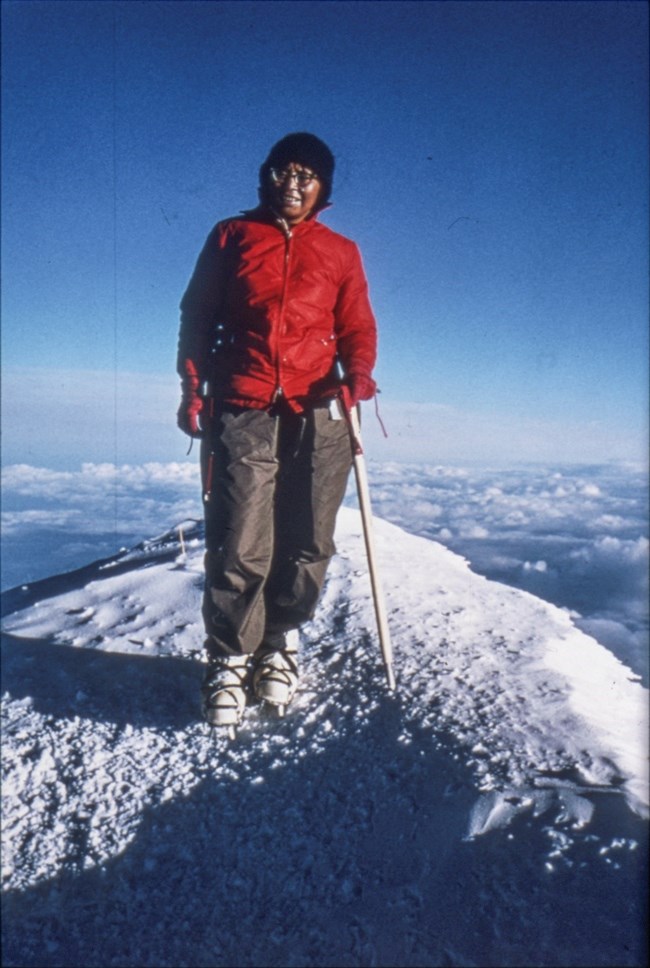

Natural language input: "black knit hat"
[259,132,335,209]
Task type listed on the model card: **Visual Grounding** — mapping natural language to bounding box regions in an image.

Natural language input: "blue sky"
[1,0,648,467]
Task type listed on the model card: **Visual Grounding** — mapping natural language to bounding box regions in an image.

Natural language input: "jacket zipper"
[274,218,293,401]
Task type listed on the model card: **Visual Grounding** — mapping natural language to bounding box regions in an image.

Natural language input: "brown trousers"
[200,402,352,657]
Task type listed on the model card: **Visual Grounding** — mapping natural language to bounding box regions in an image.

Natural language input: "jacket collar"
[242,205,323,236]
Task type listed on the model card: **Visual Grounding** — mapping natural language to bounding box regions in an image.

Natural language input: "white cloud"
[594,514,627,530]
[459,523,490,540]
[581,483,602,497]
[1,461,202,547]
[1,508,84,534]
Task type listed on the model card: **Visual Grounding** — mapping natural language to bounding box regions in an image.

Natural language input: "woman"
[177,132,377,730]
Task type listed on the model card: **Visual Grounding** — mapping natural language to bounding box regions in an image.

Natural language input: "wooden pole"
[343,401,396,691]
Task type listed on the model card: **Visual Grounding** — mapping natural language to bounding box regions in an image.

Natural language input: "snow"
[2,509,648,966]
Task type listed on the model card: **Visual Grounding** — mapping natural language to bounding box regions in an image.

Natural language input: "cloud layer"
[363,461,649,683]
[2,459,648,684]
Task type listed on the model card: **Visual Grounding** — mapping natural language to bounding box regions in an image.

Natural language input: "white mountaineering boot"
[201,653,250,734]
[252,633,299,716]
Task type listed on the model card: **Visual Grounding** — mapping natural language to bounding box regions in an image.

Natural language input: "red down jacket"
[177,207,377,411]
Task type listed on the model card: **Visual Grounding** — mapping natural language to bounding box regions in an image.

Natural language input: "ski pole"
[340,394,396,692]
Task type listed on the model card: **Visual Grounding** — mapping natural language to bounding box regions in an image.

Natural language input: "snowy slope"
[2,509,648,967]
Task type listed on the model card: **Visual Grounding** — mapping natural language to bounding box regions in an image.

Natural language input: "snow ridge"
[2,508,647,899]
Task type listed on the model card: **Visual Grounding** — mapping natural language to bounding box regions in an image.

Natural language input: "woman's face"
[267,163,322,224]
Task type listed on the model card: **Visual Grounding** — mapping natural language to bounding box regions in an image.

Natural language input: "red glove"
[177,359,205,438]
[344,371,377,408]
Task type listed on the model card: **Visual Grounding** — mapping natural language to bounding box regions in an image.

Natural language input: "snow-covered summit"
[4,506,647,838]
[2,508,648,966]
